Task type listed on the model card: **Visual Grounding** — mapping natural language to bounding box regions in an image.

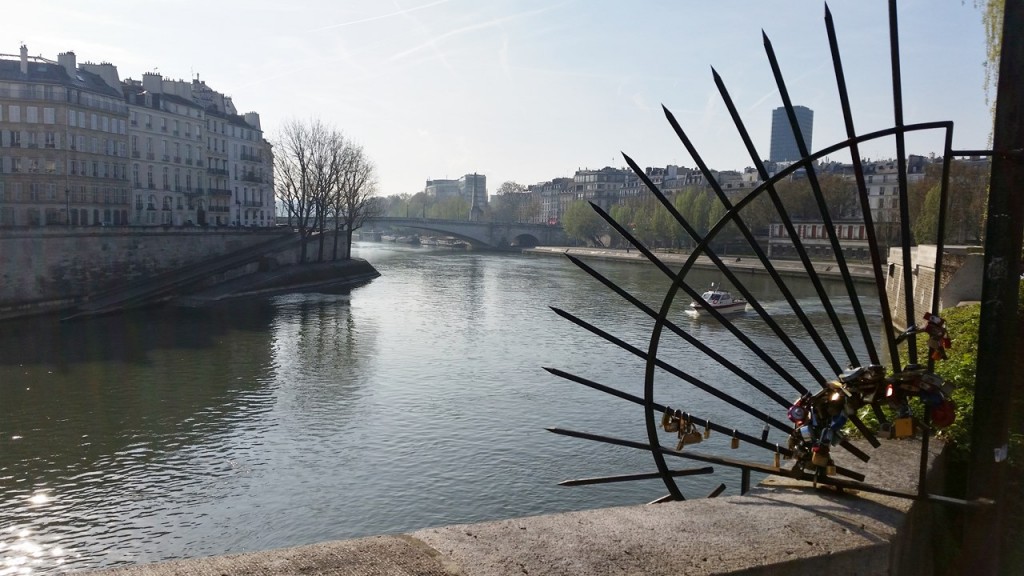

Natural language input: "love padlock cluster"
[661,409,710,451]
[784,315,957,477]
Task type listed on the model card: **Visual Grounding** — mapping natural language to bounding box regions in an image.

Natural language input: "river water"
[0,242,879,574]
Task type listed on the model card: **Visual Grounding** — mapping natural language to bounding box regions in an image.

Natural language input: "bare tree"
[274,119,377,263]
[274,119,338,263]
[328,142,380,260]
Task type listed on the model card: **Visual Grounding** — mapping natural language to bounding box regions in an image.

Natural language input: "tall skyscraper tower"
[769,105,814,162]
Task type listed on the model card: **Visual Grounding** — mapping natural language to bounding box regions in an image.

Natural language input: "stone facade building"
[0,46,130,227]
[0,45,274,229]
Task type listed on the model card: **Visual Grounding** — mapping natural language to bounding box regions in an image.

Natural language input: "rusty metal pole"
[964,1,1024,573]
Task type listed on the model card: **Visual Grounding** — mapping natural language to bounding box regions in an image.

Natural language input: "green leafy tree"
[562,200,606,246]
[690,192,711,237]
[909,160,990,245]
[609,203,634,248]
[428,196,470,220]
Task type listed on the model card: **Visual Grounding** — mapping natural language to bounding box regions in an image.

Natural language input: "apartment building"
[0,46,130,227]
[0,45,274,229]
[125,72,273,227]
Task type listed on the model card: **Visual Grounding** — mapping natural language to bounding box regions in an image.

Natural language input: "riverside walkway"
[522,246,877,284]
[84,438,943,575]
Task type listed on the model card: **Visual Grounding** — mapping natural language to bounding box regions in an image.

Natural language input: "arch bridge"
[361,217,568,249]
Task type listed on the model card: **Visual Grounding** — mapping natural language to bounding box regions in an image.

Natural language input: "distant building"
[460,173,487,221]
[0,46,130,227]
[424,174,488,220]
[425,178,461,200]
[124,72,273,227]
[769,105,813,163]
[0,44,274,229]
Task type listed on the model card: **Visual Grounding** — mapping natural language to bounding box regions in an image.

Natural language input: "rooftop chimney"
[142,72,162,94]
[19,44,27,75]
[58,51,77,77]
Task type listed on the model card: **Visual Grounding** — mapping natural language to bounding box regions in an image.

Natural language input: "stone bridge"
[362,217,568,249]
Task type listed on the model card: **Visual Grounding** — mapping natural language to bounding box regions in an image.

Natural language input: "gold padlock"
[811,450,830,467]
[894,416,913,438]
[703,421,711,440]
[679,424,702,447]
[730,430,739,449]
[773,446,781,468]
[826,464,837,476]
[663,409,680,433]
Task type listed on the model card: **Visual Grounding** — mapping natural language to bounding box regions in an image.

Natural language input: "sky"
[3,0,993,197]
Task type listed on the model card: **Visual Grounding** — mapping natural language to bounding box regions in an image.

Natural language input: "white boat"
[688,284,747,316]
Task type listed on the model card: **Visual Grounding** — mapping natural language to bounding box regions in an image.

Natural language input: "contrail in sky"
[308,0,453,33]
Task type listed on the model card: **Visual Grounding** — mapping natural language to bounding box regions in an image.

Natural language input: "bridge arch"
[362,217,567,249]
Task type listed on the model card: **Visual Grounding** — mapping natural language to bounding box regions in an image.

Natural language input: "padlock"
[679,420,704,446]
[663,409,680,432]
[826,464,837,476]
[661,409,672,429]
[811,448,829,468]
[761,422,770,442]
[703,421,711,440]
[894,416,914,438]
[730,431,739,449]
[773,446,781,468]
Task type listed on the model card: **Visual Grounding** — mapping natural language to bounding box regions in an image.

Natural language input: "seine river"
[0,242,879,574]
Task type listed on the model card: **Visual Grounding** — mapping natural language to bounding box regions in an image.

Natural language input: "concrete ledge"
[82,438,944,575]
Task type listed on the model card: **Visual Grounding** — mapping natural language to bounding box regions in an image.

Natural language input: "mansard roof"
[0,58,122,98]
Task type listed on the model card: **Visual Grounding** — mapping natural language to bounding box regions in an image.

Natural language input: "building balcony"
[241,173,263,183]
[207,168,229,176]
[240,200,263,207]
[208,188,232,197]
[146,153,155,160]
[131,150,140,159]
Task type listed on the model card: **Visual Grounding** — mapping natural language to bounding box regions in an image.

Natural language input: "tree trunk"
[331,222,341,261]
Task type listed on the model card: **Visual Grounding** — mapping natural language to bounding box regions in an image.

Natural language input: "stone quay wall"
[0,227,292,319]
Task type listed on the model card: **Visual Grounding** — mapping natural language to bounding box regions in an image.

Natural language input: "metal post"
[963,2,1024,573]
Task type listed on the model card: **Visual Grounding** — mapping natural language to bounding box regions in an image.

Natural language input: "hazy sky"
[4,1,992,196]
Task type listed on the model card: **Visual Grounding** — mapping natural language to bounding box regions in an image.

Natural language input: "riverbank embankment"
[523,246,877,284]
[84,438,946,576]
